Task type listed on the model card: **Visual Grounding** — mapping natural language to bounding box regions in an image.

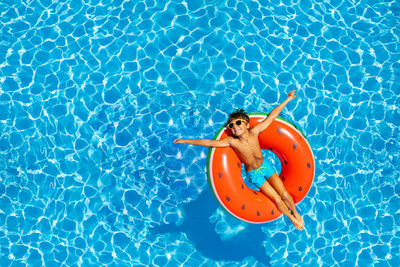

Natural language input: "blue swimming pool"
[1,0,399,265]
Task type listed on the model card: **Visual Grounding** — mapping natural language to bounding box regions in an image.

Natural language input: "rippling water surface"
[0,0,399,266]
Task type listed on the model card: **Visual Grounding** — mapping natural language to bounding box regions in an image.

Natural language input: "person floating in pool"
[174,90,304,230]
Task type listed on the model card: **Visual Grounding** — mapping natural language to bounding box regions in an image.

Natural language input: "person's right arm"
[173,137,231,147]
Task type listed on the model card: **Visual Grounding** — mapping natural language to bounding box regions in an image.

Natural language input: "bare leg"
[268,173,304,226]
[259,180,304,230]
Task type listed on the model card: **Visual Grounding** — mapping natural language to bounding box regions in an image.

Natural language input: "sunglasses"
[227,119,247,129]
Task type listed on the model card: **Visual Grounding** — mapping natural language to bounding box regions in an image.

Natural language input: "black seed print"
[242,204,245,210]
[241,184,244,189]
[277,128,283,135]
[257,211,260,216]
[253,191,258,195]
[271,210,274,215]
[284,160,288,165]
[293,144,297,150]
[299,187,302,191]
[268,147,273,151]
[226,196,230,201]
[282,176,285,181]
[218,173,223,178]
[237,163,241,168]
[307,163,311,168]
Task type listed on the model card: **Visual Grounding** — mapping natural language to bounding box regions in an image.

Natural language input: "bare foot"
[294,213,304,227]
[290,217,304,231]
[290,210,304,228]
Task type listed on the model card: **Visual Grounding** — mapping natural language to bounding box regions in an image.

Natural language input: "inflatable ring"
[207,113,315,223]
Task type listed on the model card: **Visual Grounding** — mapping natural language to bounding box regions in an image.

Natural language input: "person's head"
[226,109,250,136]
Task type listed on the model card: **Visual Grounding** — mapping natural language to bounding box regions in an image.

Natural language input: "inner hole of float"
[241,149,282,190]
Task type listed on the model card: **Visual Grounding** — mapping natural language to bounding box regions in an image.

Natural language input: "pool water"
[1,0,399,266]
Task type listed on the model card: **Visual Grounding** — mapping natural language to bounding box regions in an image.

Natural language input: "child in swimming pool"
[174,91,304,230]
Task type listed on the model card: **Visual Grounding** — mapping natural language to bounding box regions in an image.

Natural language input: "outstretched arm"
[173,137,231,148]
[252,90,298,135]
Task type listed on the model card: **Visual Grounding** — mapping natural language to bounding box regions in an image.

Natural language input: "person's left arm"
[251,90,298,135]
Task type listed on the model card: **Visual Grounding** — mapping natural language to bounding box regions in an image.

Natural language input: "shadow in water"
[151,189,271,265]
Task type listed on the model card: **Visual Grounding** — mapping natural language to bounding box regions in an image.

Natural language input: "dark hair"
[226,109,250,125]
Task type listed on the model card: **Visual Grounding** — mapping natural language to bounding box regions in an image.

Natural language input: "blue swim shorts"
[246,160,275,189]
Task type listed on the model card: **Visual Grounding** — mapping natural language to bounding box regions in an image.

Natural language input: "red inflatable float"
[207,113,315,223]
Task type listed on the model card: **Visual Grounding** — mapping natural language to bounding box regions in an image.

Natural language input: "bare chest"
[231,136,262,159]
